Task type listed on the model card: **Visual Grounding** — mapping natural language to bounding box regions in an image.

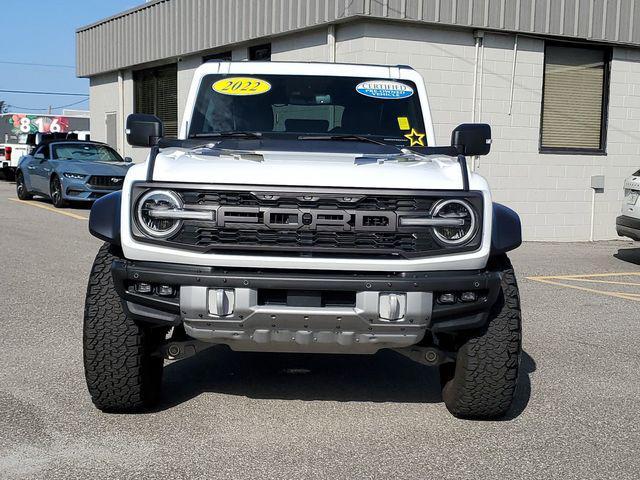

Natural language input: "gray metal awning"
[77,0,640,77]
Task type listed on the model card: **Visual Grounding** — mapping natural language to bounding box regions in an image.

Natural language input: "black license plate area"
[258,289,356,308]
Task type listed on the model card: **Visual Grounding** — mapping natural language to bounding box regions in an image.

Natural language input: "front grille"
[132,185,483,259]
[172,226,427,255]
[88,175,124,189]
[181,191,430,211]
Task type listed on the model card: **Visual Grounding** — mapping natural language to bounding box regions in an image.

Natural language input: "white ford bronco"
[84,61,522,419]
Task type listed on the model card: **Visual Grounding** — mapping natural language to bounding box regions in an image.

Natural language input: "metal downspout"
[508,35,519,115]
[117,70,125,155]
[328,25,336,62]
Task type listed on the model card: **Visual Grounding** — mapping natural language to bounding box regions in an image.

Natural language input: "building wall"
[272,28,329,62]
[88,72,119,154]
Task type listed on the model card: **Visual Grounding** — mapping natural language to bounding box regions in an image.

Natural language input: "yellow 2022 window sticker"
[212,77,271,96]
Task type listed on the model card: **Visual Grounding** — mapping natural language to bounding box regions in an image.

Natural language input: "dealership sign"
[8,114,70,134]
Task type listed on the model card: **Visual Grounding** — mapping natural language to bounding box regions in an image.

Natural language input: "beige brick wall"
[272,28,329,62]
[89,72,119,152]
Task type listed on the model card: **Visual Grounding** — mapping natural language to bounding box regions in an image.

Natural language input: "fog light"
[135,282,152,294]
[437,293,456,304]
[460,291,477,303]
[157,285,174,297]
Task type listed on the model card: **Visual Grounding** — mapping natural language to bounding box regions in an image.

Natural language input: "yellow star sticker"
[404,128,426,147]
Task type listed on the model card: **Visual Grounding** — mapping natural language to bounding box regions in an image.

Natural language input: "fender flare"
[491,202,522,255]
[89,191,121,245]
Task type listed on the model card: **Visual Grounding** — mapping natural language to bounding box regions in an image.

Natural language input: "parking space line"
[530,272,640,279]
[7,198,88,221]
[527,275,640,302]
[562,278,640,287]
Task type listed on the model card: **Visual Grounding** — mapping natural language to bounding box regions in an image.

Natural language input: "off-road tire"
[50,175,68,208]
[440,254,521,419]
[83,243,166,412]
[3,167,15,181]
[16,171,33,200]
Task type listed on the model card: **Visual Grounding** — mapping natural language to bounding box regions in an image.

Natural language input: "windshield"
[189,74,428,147]
[51,143,123,162]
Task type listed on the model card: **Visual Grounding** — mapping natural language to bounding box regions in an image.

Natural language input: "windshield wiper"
[189,131,262,139]
[297,134,388,146]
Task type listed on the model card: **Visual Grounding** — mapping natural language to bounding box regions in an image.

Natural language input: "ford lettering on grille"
[215,206,396,232]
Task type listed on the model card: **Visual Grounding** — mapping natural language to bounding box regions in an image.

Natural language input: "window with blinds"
[134,64,178,138]
[540,44,610,153]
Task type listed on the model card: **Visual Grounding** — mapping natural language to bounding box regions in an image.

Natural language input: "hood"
[151,147,465,190]
[55,160,132,176]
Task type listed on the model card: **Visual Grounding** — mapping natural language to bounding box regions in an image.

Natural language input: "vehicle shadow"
[614,247,640,266]
[157,347,535,419]
[28,196,93,211]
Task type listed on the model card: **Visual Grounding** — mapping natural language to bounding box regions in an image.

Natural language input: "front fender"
[89,191,121,245]
[491,203,522,255]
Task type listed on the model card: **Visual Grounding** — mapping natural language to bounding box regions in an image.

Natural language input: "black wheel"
[16,171,33,200]
[50,175,68,208]
[83,243,166,412]
[439,254,521,419]
[3,167,15,181]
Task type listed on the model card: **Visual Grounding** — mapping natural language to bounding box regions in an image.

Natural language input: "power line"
[0,89,88,97]
[54,98,90,109]
[6,98,89,112]
[0,60,75,69]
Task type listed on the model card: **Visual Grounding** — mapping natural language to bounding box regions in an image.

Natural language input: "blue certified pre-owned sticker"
[355,80,414,100]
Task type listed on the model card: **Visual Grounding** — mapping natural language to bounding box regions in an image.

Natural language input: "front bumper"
[112,260,502,354]
[62,177,121,201]
[616,215,640,241]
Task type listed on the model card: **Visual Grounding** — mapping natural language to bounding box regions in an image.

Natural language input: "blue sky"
[1,0,142,114]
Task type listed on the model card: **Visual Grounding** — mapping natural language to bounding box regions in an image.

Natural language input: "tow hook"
[157,339,212,361]
[394,346,454,366]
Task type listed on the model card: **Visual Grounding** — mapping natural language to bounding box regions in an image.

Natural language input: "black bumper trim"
[111,260,502,331]
[616,215,640,241]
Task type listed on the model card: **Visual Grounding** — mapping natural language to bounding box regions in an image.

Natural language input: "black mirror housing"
[126,114,163,147]
[451,123,492,156]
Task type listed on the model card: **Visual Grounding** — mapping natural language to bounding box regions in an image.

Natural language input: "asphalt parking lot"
[1,180,639,480]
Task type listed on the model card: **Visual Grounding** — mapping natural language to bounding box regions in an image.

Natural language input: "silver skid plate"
[180,286,432,354]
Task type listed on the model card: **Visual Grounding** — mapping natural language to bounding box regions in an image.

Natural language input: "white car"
[82,61,523,419]
[617,170,640,240]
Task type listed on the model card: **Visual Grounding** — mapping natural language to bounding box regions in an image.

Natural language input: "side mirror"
[126,114,163,147]
[124,157,133,163]
[451,123,491,156]
[34,153,45,161]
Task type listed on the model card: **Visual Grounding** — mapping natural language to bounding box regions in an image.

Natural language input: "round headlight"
[136,190,183,239]
[431,199,477,246]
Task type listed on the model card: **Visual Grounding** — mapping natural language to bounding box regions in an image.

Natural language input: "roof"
[77,0,640,77]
